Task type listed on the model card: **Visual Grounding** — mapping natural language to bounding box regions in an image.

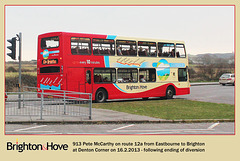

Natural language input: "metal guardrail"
[5,87,92,120]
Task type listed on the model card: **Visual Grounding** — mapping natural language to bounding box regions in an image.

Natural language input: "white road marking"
[5,122,232,135]
[111,124,135,131]
[108,123,221,133]
[6,131,56,133]
[14,125,48,132]
[108,128,214,133]
[208,122,220,129]
[129,131,233,135]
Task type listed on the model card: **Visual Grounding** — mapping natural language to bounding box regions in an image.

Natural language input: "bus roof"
[38,32,185,44]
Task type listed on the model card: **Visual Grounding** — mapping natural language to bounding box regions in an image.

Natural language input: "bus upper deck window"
[41,36,59,49]
[116,40,137,56]
[71,37,91,55]
[158,43,175,57]
[176,44,186,58]
[138,41,157,57]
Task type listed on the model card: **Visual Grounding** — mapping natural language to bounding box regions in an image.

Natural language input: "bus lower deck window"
[139,69,156,82]
[178,68,187,81]
[40,66,60,73]
[118,68,138,83]
[94,68,116,83]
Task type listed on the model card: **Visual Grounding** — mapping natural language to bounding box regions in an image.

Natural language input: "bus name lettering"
[79,60,100,65]
[126,85,147,90]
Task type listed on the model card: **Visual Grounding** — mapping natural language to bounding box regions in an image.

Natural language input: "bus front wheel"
[166,86,174,99]
[95,89,107,103]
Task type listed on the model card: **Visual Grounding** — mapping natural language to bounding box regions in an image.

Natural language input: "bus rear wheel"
[166,86,174,99]
[95,89,107,103]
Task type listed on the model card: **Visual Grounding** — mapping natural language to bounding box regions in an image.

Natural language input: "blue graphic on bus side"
[152,59,185,81]
[113,83,127,93]
[152,61,185,68]
[106,35,117,40]
[40,84,61,90]
[104,56,110,67]
[40,49,60,59]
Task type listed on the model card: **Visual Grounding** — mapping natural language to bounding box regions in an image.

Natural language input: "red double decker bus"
[37,32,190,102]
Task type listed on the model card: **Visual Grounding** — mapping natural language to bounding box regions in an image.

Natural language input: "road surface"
[5,122,234,135]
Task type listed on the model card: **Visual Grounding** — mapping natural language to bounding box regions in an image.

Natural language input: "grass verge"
[5,72,37,78]
[93,99,234,120]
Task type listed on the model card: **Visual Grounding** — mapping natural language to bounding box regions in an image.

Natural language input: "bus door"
[85,68,92,94]
[67,68,85,93]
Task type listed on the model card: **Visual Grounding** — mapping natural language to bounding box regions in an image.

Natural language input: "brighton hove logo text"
[7,139,68,153]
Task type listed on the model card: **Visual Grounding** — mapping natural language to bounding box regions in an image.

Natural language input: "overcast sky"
[5,6,234,61]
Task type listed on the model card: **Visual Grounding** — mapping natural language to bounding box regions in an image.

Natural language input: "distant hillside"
[188,53,234,65]
[6,60,37,64]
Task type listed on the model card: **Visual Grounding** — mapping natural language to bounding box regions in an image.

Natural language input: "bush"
[5,74,37,92]
[188,67,196,79]
[21,69,33,72]
[189,65,234,82]
[6,67,17,72]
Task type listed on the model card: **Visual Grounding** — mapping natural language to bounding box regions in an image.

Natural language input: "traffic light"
[7,37,17,60]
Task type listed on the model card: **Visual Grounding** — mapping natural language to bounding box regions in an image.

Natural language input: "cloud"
[157,63,170,68]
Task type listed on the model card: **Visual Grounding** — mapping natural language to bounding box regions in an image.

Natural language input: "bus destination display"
[42,59,58,65]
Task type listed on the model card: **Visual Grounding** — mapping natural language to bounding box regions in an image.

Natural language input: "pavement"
[190,82,219,86]
[6,107,162,124]
[5,108,233,124]
[5,82,233,124]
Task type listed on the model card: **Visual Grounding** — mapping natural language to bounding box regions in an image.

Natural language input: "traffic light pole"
[7,33,22,108]
[17,32,22,109]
